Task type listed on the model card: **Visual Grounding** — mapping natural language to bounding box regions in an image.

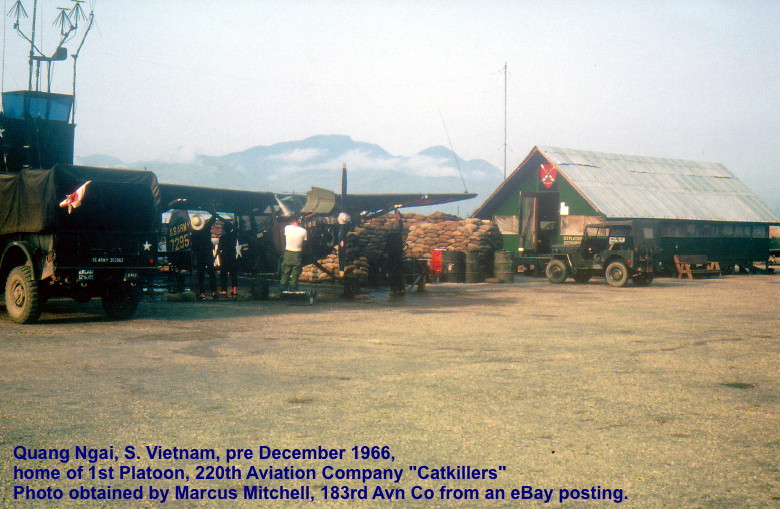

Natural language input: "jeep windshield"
[585,224,632,238]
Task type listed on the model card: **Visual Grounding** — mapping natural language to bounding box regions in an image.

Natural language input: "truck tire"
[605,260,630,287]
[102,286,140,320]
[632,273,654,287]
[545,259,568,284]
[5,266,42,324]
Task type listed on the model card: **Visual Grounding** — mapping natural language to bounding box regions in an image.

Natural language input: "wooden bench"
[673,254,721,279]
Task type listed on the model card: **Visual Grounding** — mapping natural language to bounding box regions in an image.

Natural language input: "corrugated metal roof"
[537,146,780,223]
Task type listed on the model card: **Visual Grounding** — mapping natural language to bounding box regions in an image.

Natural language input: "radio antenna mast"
[7,0,94,95]
[27,0,37,90]
[70,7,94,122]
[503,62,507,180]
[437,108,469,194]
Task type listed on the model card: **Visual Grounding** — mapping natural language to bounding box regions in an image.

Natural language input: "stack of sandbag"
[299,253,371,283]
[404,217,503,258]
[366,211,460,229]
[298,212,502,283]
[343,225,388,262]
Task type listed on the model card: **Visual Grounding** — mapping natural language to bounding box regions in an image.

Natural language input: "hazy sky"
[2,0,778,204]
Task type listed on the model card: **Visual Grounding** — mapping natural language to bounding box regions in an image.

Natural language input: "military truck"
[0,3,162,323]
[544,221,657,287]
[1,165,160,323]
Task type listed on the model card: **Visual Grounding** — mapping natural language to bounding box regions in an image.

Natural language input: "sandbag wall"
[298,212,502,283]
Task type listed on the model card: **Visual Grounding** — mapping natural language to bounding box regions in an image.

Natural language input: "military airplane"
[157,165,475,298]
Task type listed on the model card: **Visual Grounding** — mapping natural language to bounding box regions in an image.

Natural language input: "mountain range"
[77,135,780,218]
[76,135,503,217]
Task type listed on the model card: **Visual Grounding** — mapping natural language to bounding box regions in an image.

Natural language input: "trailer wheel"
[545,259,568,284]
[605,260,630,287]
[632,273,654,287]
[5,266,42,324]
[102,285,140,320]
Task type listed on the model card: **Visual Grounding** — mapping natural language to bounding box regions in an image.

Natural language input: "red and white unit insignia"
[59,180,92,214]
[540,164,557,188]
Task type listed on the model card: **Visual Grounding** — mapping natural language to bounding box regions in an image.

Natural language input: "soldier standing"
[190,213,218,300]
[217,220,239,298]
[386,209,405,297]
[279,217,307,292]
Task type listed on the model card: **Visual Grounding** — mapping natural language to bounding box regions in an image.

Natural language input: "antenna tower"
[6,0,95,119]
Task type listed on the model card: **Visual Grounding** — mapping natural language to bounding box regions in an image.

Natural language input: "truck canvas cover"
[0,165,160,235]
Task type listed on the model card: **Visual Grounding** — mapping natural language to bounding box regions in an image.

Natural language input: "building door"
[518,193,536,252]
[519,192,559,253]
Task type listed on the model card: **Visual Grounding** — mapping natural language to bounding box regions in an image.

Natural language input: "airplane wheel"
[102,285,140,320]
[250,279,270,300]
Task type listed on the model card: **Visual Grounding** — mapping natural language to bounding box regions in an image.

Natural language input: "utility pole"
[503,62,508,180]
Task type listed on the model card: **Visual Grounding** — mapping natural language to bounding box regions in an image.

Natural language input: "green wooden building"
[473,146,780,271]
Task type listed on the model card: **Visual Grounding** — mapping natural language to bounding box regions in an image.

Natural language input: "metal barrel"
[494,250,515,283]
[441,250,465,283]
[465,251,482,283]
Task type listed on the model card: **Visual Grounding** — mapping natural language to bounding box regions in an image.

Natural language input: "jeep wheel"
[605,260,630,287]
[5,266,42,324]
[545,259,568,284]
[102,286,141,320]
[632,273,654,287]
[572,271,591,284]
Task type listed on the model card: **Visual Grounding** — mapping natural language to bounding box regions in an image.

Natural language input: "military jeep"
[545,221,657,287]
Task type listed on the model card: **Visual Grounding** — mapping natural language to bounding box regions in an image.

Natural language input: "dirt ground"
[0,274,778,508]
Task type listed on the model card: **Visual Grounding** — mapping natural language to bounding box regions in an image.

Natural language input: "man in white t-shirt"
[279,217,308,291]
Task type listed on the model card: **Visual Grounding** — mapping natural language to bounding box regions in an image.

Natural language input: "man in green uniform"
[279,217,307,291]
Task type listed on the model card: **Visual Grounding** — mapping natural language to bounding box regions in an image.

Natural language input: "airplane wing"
[341,192,477,214]
[158,183,303,215]
[300,187,477,216]
[159,182,475,218]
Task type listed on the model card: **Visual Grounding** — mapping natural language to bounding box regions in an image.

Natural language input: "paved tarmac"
[0,275,778,507]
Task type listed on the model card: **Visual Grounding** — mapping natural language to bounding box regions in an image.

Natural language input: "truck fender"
[552,254,574,270]
[1,241,39,281]
[603,255,629,273]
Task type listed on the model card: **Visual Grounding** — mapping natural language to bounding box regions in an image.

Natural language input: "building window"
[752,225,768,238]
[699,223,714,237]
[720,224,735,237]
[661,223,683,237]
[493,215,520,235]
[561,215,602,236]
